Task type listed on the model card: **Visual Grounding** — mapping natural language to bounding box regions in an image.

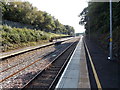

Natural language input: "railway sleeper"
[28,80,53,88]
[27,84,49,88]
[47,67,60,71]
[37,78,53,81]
[49,66,61,69]
[45,69,58,72]
[52,62,64,66]
[41,74,56,78]
[22,40,79,89]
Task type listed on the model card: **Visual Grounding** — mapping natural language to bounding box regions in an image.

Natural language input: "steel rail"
[21,39,79,89]
[0,38,73,73]
[0,37,73,60]
[0,38,77,84]
[0,52,51,73]
[48,44,76,90]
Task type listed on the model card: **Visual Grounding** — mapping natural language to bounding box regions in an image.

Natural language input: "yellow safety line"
[84,40,102,90]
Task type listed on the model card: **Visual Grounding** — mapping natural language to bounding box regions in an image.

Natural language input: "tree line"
[79,2,120,60]
[1,0,75,35]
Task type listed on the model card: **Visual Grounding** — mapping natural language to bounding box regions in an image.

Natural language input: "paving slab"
[56,36,90,89]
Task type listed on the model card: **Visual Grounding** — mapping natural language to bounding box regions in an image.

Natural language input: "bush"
[34,32,42,41]
[19,32,27,42]
[40,35,48,40]
[1,25,68,51]
[2,25,12,32]
[9,33,21,43]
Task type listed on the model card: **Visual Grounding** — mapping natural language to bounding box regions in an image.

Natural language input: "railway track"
[0,37,73,60]
[0,38,79,89]
[0,38,73,73]
[0,46,55,73]
[22,39,79,89]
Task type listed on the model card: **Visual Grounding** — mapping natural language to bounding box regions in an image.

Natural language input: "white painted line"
[55,36,82,88]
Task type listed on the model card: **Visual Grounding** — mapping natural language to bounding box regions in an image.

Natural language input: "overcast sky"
[25,0,88,33]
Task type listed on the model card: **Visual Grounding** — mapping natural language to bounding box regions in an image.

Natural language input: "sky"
[25,0,88,33]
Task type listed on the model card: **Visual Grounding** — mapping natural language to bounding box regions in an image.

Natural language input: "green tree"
[79,2,120,60]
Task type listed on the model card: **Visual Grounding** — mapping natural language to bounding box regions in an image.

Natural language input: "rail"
[0,37,73,60]
[21,38,79,89]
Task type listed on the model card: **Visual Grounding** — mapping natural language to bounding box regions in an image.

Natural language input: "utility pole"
[108,0,113,60]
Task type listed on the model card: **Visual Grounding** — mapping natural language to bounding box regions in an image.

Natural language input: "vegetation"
[79,2,120,60]
[1,25,67,52]
[0,0,76,52]
[1,0,75,35]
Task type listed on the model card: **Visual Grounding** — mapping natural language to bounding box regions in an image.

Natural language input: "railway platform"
[84,37,119,88]
[55,36,90,89]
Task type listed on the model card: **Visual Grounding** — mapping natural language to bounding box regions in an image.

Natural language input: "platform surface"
[56,36,90,89]
[85,37,119,88]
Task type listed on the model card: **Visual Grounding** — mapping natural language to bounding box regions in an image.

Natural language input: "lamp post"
[108,0,113,60]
